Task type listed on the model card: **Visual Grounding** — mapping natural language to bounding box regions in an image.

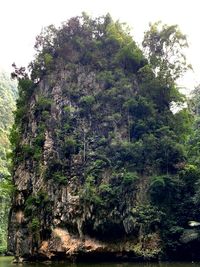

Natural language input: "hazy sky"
[0,0,199,92]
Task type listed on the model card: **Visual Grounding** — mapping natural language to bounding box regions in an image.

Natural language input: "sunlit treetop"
[142,21,192,84]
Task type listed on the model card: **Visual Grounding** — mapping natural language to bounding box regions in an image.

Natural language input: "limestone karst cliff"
[8,15,198,262]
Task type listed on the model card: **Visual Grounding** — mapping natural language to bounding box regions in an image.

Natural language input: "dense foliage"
[9,14,200,261]
[0,72,17,253]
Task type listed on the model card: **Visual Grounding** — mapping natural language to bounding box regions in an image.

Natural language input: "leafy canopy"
[143,21,191,84]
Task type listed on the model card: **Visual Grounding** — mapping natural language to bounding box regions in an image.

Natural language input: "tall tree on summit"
[142,21,191,85]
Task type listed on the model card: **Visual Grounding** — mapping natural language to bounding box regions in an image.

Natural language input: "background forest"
[0,72,17,253]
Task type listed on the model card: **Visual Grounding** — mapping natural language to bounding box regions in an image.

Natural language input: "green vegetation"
[8,14,200,261]
[24,191,50,217]
[0,71,17,253]
[35,96,52,113]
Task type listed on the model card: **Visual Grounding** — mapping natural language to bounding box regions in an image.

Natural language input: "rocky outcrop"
[9,15,181,262]
[8,63,162,261]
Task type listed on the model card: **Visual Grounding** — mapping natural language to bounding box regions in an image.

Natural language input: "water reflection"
[0,257,199,267]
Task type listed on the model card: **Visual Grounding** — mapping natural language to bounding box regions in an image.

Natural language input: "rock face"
[8,64,161,261]
[8,15,185,262]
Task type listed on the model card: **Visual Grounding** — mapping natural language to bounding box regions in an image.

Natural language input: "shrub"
[21,144,34,159]
[64,137,78,156]
[35,97,52,113]
[79,95,95,112]
[34,132,45,147]
[33,147,42,161]
[52,171,67,185]
[41,110,50,120]
[81,176,103,206]
[24,191,50,217]
[122,171,139,185]
[31,217,40,232]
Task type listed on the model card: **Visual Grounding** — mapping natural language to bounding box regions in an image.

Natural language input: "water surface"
[0,257,199,267]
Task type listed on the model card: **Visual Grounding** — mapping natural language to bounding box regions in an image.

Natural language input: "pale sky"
[0,0,200,93]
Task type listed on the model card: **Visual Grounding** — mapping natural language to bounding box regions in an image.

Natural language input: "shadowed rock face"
[7,64,161,262]
[8,15,184,262]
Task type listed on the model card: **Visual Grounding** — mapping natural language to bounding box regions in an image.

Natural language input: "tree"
[142,21,191,84]
[189,84,200,116]
[0,71,17,253]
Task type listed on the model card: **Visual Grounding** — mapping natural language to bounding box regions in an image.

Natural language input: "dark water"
[0,257,199,267]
